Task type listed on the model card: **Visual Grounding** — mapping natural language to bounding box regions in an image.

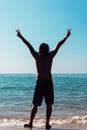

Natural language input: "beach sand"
[0,128,85,130]
[0,124,87,130]
[0,128,83,130]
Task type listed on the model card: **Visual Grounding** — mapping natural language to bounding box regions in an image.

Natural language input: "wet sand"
[0,125,86,130]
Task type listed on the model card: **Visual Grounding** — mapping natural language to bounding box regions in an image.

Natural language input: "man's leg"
[24,105,38,128]
[46,104,52,129]
[29,105,38,126]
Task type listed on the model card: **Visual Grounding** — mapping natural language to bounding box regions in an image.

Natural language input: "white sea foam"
[0,115,87,127]
[0,118,25,127]
[50,115,87,125]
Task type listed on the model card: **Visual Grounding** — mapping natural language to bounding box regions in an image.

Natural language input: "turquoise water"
[0,74,87,127]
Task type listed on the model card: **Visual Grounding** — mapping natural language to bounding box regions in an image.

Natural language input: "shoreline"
[0,127,86,130]
[0,124,87,130]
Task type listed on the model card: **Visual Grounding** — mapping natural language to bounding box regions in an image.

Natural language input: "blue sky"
[0,0,87,74]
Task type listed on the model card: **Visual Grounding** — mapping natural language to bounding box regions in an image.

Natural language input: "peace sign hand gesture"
[15,29,22,38]
[66,28,72,38]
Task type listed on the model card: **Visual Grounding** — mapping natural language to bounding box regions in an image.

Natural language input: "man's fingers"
[15,29,18,33]
[67,28,72,32]
[18,29,20,32]
[70,28,72,31]
[15,29,20,33]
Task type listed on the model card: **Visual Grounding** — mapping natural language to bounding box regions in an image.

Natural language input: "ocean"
[0,74,87,127]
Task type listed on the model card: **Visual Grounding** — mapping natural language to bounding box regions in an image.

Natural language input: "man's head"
[39,43,50,55]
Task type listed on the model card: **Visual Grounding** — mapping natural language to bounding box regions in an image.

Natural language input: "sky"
[0,0,87,74]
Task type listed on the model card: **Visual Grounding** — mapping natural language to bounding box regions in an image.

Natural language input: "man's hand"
[15,29,22,38]
[66,28,72,38]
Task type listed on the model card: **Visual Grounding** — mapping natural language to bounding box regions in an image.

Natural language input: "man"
[16,28,71,129]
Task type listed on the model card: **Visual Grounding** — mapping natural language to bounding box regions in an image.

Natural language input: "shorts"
[32,80,54,106]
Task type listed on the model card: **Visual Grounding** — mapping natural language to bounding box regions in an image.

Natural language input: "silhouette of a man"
[16,28,71,129]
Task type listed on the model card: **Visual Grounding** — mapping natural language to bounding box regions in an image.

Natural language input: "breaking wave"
[0,115,87,127]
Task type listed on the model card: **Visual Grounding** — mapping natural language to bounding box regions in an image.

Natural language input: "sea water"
[0,74,87,127]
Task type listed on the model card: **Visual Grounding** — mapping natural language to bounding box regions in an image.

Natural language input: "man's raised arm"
[16,29,36,56]
[51,28,71,57]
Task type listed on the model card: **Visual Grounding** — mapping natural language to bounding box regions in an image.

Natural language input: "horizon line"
[0,73,87,75]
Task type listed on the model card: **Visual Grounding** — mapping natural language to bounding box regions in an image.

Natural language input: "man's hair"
[39,43,50,55]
